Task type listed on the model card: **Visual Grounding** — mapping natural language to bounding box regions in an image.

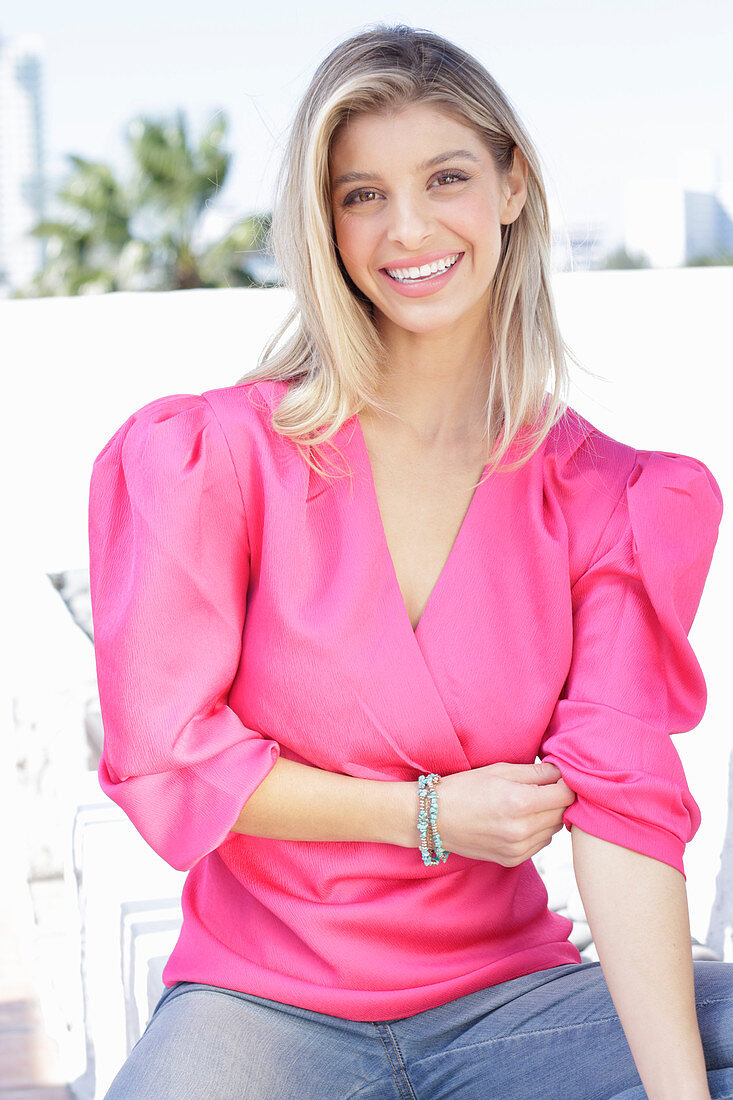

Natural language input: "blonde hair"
[238,23,583,482]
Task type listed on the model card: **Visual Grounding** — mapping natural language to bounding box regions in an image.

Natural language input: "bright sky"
[3,0,732,250]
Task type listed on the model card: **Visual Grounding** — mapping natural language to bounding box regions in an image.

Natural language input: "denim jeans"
[105,960,733,1098]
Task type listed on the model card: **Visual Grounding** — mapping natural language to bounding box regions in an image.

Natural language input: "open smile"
[384,252,462,283]
[378,252,465,298]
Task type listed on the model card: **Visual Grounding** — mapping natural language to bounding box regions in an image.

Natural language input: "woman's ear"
[500,146,529,226]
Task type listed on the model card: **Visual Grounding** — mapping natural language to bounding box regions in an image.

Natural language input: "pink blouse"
[88,378,723,1021]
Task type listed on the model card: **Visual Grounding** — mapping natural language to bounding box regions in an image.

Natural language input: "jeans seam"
[411,988,733,1067]
[385,1023,421,1100]
[694,994,733,1009]
[407,1011,626,1070]
[374,1023,419,1100]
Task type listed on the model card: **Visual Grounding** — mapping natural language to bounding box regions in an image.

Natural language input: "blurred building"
[623,180,733,267]
[0,33,47,297]
[551,221,608,273]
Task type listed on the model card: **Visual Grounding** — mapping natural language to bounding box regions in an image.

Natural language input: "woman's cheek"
[336,226,375,294]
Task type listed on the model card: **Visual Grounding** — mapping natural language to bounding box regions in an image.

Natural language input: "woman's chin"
[374,307,476,343]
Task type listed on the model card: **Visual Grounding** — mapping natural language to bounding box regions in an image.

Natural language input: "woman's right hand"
[434,762,576,865]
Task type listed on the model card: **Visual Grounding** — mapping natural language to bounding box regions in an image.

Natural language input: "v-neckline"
[352,413,491,637]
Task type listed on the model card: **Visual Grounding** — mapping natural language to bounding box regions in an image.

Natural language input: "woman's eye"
[341,172,468,207]
[343,189,379,206]
[434,171,468,186]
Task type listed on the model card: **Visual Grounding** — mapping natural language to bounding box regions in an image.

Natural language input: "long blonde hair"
[238,23,583,481]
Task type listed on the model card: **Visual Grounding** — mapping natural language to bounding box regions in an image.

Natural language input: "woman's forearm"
[571,825,709,1100]
[233,756,418,846]
[233,758,571,859]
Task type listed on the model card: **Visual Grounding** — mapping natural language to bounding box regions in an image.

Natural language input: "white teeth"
[385,253,460,282]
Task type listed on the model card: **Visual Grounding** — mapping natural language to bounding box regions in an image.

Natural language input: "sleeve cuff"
[100,727,281,872]
[562,798,687,879]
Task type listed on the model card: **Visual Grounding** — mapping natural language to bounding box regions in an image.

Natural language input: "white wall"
[1,269,731,940]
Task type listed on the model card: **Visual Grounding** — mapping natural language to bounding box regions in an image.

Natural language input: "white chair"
[67,782,185,1100]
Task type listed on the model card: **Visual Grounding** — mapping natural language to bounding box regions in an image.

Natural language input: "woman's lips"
[378,252,465,298]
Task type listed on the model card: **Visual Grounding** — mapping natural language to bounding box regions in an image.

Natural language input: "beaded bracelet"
[417,773,450,866]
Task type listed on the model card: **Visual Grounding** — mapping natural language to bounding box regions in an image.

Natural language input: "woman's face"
[329,102,528,346]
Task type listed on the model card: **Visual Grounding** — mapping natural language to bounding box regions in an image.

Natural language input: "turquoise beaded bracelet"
[417,773,450,866]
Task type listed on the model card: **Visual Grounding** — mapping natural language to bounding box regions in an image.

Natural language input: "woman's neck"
[368,318,493,450]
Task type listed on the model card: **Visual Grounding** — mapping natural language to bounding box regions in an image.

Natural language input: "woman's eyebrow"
[331,149,480,189]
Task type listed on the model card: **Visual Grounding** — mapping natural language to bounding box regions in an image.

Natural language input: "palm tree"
[16,109,277,297]
[20,157,135,295]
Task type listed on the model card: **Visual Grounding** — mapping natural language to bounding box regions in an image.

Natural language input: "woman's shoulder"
[200,377,289,440]
[543,402,721,506]
[541,403,724,581]
[543,404,636,499]
[119,378,283,430]
[90,383,281,518]
[96,379,284,460]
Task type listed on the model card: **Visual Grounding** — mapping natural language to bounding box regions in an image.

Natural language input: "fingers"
[441,762,575,865]
[490,761,564,786]
[500,804,567,845]
[537,779,576,810]
[517,818,568,861]
[504,778,575,818]
[531,806,571,834]
[527,827,563,860]
[490,825,562,867]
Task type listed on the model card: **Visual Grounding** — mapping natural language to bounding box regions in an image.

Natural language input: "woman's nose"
[386,194,433,251]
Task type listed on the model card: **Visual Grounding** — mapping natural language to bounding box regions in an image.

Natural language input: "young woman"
[90,24,733,1099]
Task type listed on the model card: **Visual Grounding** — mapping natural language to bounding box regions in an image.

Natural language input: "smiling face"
[329,101,528,350]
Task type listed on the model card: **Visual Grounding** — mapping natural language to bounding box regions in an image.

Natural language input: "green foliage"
[685,251,733,266]
[14,109,278,297]
[602,246,651,270]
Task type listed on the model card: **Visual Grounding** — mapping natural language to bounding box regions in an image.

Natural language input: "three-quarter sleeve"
[540,449,724,876]
[88,393,280,872]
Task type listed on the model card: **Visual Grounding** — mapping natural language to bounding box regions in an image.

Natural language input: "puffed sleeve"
[88,393,280,872]
[539,449,724,877]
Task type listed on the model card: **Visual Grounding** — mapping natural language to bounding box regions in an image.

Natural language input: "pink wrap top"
[88,379,723,1020]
